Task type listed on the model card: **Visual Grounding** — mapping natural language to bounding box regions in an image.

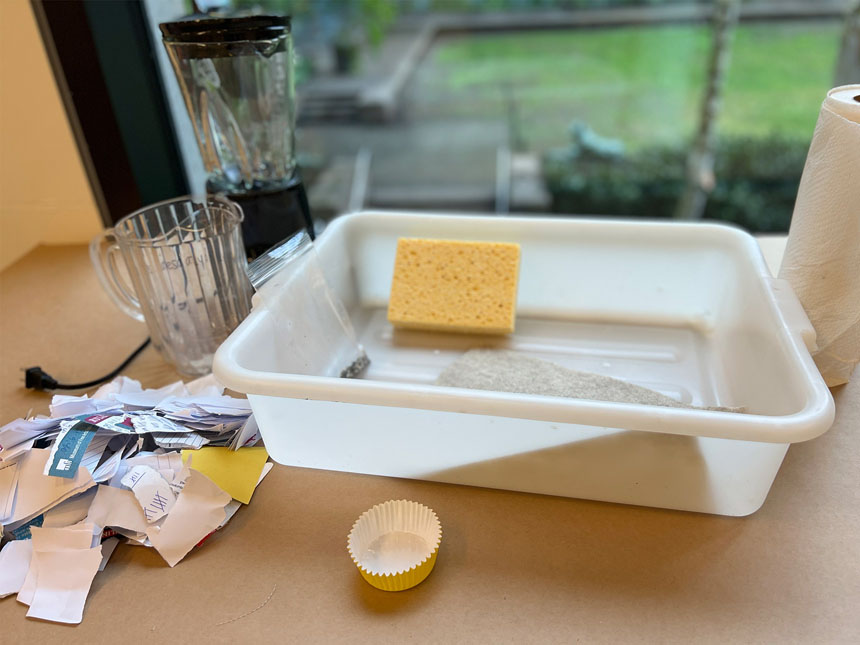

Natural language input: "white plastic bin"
[214,212,834,516]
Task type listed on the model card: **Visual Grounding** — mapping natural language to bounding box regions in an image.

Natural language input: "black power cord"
[25,338,152,392]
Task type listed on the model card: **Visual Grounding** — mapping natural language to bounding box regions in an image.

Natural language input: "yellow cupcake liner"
[347,499,442,592]
[357,549,439,592]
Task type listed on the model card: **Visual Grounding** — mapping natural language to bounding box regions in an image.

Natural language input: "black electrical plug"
[23,338,151,392]
[25,367,60,392]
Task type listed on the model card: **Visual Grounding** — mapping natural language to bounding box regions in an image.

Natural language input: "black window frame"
[32,0,188,226]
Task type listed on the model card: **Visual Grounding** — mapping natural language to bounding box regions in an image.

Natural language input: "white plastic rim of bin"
[214,212,833,444]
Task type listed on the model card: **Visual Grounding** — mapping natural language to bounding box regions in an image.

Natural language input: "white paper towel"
[779,85,860,387]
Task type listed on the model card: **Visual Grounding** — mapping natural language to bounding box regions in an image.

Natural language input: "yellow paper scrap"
[181,447,269,504]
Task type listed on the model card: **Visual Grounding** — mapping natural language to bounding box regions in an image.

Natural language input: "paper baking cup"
[347,499,442,591]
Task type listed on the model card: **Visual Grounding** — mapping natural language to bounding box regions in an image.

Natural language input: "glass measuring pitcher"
[90,196,253,377]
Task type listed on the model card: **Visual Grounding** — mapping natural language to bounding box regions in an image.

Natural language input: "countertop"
[1,240,858,643]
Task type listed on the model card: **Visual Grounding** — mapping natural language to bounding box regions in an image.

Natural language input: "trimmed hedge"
[543,135,809,233]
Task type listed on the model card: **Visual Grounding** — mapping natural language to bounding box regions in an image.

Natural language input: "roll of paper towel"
[779,85,860,387]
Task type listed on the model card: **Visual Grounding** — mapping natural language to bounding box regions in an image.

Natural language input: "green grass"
[721,22,841,138]
[412,21,841,150]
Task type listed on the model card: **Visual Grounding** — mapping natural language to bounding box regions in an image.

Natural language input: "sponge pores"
[387,238,520,334]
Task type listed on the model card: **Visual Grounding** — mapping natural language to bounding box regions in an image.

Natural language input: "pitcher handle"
[89,229,145,322]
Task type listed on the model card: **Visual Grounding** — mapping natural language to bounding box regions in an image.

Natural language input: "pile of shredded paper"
[0,375,271,624]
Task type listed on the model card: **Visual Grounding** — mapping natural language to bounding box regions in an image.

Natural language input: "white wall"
[0,0,103,272]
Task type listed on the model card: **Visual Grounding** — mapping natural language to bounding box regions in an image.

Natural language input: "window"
[58,0,853,232]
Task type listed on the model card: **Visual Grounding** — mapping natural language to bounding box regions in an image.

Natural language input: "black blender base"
[210,178,314,259]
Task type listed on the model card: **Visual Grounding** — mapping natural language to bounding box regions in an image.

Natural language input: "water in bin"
[248,230,370,379]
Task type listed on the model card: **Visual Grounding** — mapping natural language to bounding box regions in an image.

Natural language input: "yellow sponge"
[387,237,521,334]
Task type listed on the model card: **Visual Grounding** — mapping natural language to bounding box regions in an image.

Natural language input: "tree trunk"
[834,1,860,87]
[675,0,740,221]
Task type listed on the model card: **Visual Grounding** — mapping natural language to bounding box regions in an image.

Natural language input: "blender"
[160,15,314,258]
